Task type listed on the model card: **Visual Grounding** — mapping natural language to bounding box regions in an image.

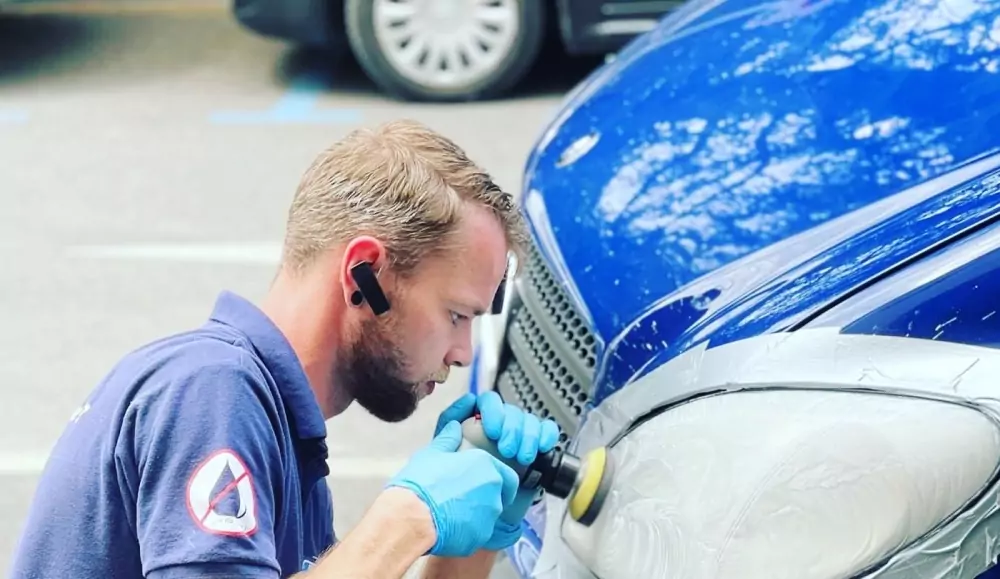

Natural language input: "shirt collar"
[207,290,328,443]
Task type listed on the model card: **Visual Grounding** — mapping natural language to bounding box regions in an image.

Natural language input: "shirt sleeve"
[115,348,285,579]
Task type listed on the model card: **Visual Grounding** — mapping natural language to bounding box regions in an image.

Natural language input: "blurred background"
[0,0,668,575]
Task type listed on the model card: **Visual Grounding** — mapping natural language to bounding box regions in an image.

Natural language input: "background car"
[468,0,1000,576]
[231,0,680,101]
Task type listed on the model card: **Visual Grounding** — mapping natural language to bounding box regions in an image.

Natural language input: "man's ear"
[340,236,390,313]
[349,262,391,315]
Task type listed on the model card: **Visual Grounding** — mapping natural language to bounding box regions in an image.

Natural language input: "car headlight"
[560,389,999,579]
[534,328,1000,579]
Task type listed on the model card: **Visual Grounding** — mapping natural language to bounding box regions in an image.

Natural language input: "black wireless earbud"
[491,267,508,315]
[349,261,390,316]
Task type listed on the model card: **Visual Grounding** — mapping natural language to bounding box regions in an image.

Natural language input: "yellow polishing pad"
[568,446,608,523]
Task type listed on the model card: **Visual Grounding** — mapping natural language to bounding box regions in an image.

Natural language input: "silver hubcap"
[372,0,521,91]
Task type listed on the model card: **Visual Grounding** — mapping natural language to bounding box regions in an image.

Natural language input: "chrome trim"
[494,244,598,448]
[591,19,659,36]
[601,1,680,16]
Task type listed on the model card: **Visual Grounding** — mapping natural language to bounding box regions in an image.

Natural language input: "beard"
[338,316,422,423]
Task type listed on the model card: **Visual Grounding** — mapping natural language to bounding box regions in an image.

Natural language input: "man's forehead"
[400,203,506,307]
[432,252,505,312]
[451,203,507,262]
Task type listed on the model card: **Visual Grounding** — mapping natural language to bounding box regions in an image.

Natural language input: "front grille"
[495,244,598,451]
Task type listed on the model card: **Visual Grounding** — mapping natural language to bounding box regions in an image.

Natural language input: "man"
[9,119,561,579]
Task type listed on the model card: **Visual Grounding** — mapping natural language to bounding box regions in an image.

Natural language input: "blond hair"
[281,119,529,278]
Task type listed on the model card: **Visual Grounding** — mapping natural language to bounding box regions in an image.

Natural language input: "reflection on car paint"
[809,222,1000,349]
[492,0,1000,576]
[611,152,1000,398]
[521,0,1000,403]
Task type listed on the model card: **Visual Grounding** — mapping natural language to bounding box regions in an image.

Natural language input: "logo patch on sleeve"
[185,449,258,536]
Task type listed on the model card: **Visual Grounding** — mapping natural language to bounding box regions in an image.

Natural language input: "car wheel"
[344,0,546,102]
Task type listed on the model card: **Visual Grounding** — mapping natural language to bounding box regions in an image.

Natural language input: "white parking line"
[0,451,407,479]
[0,452,48,476]
[66,242,282,265]
[1,0,226,14]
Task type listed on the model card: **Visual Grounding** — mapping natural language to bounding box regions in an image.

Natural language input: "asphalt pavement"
[0,4,603,575]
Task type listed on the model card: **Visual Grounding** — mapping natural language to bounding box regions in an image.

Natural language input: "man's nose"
[445,329,474,368]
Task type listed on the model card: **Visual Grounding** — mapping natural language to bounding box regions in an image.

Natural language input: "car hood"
[520,0,1000,398]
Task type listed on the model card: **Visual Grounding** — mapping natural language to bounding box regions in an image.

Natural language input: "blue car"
[469,0,1000,577]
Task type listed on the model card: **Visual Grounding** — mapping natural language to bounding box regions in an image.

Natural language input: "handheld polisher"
[460,413,614,526]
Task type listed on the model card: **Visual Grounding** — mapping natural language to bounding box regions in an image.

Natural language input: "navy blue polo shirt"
[9,291,336,578]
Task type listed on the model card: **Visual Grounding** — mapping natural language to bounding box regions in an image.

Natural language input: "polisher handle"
[460,415,532,480]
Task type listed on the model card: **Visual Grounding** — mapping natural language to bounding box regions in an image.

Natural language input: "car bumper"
[232,0,336,47]
[508,502,547,576]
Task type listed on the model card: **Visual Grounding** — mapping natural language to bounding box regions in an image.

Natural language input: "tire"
[344,0,546,102]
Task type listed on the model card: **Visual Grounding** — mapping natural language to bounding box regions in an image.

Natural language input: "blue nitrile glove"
[386,420,520,558]
[476,390,561,550]
[434,392,478,437]
[435,391,561,551]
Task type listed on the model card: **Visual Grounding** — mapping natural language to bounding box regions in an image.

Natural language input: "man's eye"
[450,311,468,325]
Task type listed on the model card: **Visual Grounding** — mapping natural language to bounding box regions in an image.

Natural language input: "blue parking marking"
[0,110,29,124]
[210,72,361,125]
